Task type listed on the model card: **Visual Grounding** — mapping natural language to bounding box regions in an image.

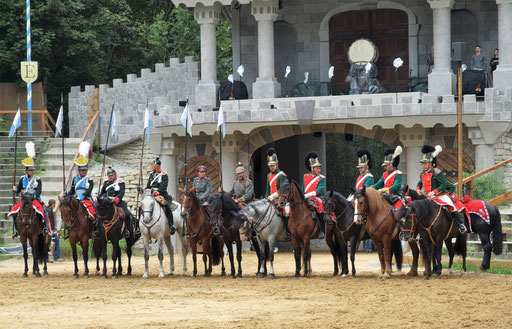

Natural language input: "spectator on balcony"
[427,46,434,74]
[471,45,486,71]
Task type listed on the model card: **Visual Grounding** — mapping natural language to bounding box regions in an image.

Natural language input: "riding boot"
[134,216,141,238]
[283,216,291,241]
[317,213,325,239]
[165,204,176,235]
[11,216,19,238]
[122,217,131,238]
[451,211,468,234]
[91,217,100,239]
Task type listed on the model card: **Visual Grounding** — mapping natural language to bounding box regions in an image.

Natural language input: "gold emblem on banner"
[21,61,38,84]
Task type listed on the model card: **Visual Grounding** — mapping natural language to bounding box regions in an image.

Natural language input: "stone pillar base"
[492,64,512,90]
[195,80,219,107]
[428,69,455,95]
[474,144,495,173]
[252,77,281,99]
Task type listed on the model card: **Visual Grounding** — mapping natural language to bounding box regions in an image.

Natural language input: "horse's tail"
[454,235,465,256]
[492,207,503,255]
[211,236,222,266]
[37,234,48,264]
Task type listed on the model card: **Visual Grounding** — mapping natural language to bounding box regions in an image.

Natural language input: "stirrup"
[318,232,325,239]
[135,229,141,238]
[92,230,101,240]
[123,229,130,238]
[12,231,19,239]
[169,225,176,235]
[213,226,220,235]
[459,225,468,235]
[63,233,69,240]
[284,231,291,241]
[43,228,49,235]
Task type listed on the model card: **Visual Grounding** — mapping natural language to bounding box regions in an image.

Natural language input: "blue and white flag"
[217,104,226,138]
[144,106,151,141]
[8,108,21,138]
[180,104,193,137]
[55,105,63,137]
[111,109,118,139]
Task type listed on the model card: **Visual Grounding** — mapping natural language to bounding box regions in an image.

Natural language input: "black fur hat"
[356,149,372,169]
[382,146,402,168]
[421,145,442,167]
[304,151,321,171]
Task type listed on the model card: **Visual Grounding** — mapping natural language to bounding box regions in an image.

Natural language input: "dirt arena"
[0,250,511,328]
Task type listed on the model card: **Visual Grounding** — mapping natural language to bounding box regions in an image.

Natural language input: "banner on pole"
[20,61,38,84]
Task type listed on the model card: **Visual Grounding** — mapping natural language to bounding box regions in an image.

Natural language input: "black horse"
[96,195,139,278]
[403,185,502,271]
[323,191,405,277]
[208,193,248,278]
[396,198,467,280]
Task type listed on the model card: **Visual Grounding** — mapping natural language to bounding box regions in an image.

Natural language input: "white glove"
[267,192,278,201]
[13,185,17,192]
[305,191,316,198]
[60,191,66,198]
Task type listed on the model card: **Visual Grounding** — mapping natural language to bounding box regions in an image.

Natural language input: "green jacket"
[417,168,455,194]
[146,170,171,200]
[302,174,326,198]
[265,168,287,197]
[372,169,402,195]
[355,172,374,189]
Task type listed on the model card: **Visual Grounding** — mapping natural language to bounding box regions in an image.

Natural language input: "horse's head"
[352,186,368,224]
[141,190,155,224]
[19,191,36,227]
[59,195,78,229]
[396,204,415,242]
[178,186,197,217]
[277,179,301,209]
[207,194,223,223]
[96,194,115,222]
[323,191,336,222]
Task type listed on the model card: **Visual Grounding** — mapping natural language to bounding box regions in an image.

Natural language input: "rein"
[283,184,315,234]
[367,206,393,237]
[418,205,454,247]
[61,200,87,237]
[98,204,120,241]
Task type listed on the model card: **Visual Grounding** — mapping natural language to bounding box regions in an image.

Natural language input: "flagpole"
[184,112,189,190]
[97,104,115,195]
[11,130,18,236]
[60,93,65,193]
[137,126,146,219]
[219,127,223,190]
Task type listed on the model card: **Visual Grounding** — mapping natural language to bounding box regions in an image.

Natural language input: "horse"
[403,185,502,271]
[277,179,320,278]
[179,187,224,277]
[238,199,285,278]
[140,190,188,278]
[59,195,100,278]
[352,186,400,280]
[95,195,139,278]
[208,193,245,278]
[395,199,467,280]
[15,192,49,277]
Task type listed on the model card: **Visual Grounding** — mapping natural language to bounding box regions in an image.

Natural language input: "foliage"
[0,114,9,136]
[444,261,512,275]
[326,134,388,195]
[463,171,508,201]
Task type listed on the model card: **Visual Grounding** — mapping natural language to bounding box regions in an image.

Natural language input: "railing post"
[40,112,45,134]
[469,180,474,200]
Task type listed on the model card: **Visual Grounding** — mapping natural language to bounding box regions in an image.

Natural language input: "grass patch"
[58,235,132,259]
[444,261,512,275]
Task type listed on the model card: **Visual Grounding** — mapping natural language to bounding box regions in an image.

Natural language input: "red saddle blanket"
[463,200,490,225]
[8,200,53,234]
[431,194,465,213]
[82,199,96,218]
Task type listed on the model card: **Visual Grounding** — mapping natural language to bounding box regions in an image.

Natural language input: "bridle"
[352,192,369,222]
[181,191,206,239]
[18,198,37,227]
[279,183,314,232]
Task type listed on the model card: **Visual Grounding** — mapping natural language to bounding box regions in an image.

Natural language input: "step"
[0,219,11,228]
[0,236,18,245]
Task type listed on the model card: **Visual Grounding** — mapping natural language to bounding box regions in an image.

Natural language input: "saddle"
[307,198,319,211]
[116,206,126,220]
[382,193,400,205]
[155,195,167,206]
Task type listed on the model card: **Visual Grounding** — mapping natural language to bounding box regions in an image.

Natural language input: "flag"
[111,109,118,139]
[144,106,151,141]
[217,104,226,138]
[8,108,21,138]
[180,104,193,137]
[55,105,63,137]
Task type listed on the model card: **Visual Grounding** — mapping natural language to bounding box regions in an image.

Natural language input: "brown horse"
[352,186,399,280]
[16,192,49,277]
[179,187,224,277]
[277,180,320,278]
[59,195,99,278]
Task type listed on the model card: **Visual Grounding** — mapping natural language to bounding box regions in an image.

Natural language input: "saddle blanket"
[82,199,96,218]
[431,195,465,213]
[8,200,53,234]
[463,200,490,225]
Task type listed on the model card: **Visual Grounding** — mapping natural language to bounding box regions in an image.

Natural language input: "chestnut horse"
[352,186,399,280]
[179,187,225,277]
[15,192,49,277]
[277,180,320,278]
[59,196,100,278]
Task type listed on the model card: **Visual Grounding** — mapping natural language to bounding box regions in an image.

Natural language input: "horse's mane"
[364,188,389,214]
[184,189,200,207]
[331,191,350,206]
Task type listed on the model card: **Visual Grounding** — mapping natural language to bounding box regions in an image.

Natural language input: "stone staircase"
[0,134,81,245]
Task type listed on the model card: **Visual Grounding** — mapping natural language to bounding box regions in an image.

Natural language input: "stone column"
[194,4,221,107]
[427,0,455,95]
[160,137,179,197]
[399,126,427,188]
[493,0,512,89]
[252,0,281,99]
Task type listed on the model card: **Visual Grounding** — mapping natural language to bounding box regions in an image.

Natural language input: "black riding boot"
[165,205,176,235]
[91,217,100,239]
[134,216,141,238]
[451,211,468,234]
[122,217,131,238]
[317,213,325,239]
[11,216,19,238]
[283,216,291,240]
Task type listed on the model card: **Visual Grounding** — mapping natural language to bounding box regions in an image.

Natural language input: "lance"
[11,96,19,236]
[97,104,115,195]
[61,93,65,192]
[136,100,148,219]
[183,100,189,189]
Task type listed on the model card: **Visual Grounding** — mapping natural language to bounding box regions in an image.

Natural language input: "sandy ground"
[0,249,511,329]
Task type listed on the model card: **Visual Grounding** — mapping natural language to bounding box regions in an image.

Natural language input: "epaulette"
[319,174,326,178]
[162,171,167,175]
[368,173,373,177]
[396,170,403,174]
[35,176,40,180]
[118,179,124,183]
[434,168,442,174]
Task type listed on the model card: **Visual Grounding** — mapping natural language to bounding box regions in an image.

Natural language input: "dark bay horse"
[208,193,245,278]
[59,195,100,278]
[277,180,320,278]
[179,187,224,277]
[15,192,49,277]
[352,186,399,280]
[96,195,139,278]
[403,185,501,271]
[396,199,467,279]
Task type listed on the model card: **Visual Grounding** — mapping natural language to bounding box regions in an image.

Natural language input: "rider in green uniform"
[146,157,175,235]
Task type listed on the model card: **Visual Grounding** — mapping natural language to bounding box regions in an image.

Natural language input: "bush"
[464,171,508,201]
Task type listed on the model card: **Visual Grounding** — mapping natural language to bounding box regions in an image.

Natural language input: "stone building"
[69,0,512,198]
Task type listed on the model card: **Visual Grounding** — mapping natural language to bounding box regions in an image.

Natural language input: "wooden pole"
[97,104,115,195]
[61,93,65,192]
[136,127,146,219]
[219,129,223,190]
[457,67,463,199]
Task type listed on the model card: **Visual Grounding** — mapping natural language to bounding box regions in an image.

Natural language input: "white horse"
[140,191,188,278]
[238,199,285,278]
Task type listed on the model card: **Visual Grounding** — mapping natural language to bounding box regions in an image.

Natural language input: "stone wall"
[494,132,512,188]
[68,57,199,146]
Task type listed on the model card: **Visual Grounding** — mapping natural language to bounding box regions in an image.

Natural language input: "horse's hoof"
[158,273,165,278]
[407,271,418,277]
[204,273,211,278]
[183,271,188,276]
[191,274,196,278]
[293,274,300,278]
[83,274,89,278]
[126,272,132,276]
[43,271,48,276]
[221,271,226,277]
[101,275,107,279]
[237,273,242,278]
[73,273,79,278]
[449,269,454,274]
[112,275,118,279]
[35,272,41,278]
[332,272,338,276]
[341,274,347,278]
[268,273,276,279]
[230,274,235,279]
[22,273,28,278]
[142,273,148,278]
[435,274,441,279]
[256,272,263,278]
[167,272,174,276]
[425,275,431,280]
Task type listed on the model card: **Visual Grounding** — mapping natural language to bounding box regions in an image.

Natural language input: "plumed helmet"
[381,146,402,168]
[304,151,321,171]
[356,149,372,169]
[107,167,116,176]
[421,145,443,167]
[75,141,90,170]
[22,141,36,170]
[267,148,278,166]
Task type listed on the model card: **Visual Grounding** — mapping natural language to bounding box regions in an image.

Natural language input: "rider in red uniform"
[302,152,326,238]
